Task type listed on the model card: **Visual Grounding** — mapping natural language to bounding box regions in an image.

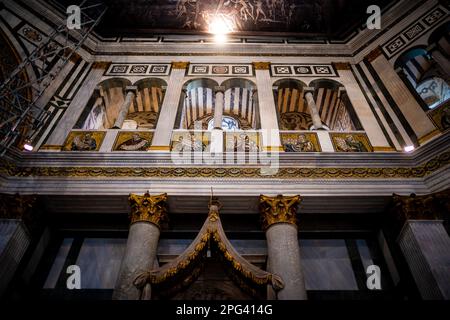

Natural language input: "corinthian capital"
[128,192,168,227]
[259,194,301,230]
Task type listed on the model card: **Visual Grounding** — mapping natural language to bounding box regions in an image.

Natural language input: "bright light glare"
[404,145,415,153]
[208,15,233,44]
[24,143,34,151]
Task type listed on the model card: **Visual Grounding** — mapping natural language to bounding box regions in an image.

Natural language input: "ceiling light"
[208,14,233,44]
[23,142,34,151]
[404,145,415,153]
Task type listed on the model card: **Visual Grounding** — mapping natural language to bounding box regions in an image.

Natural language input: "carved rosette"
[259,194,301,230]
[128,192,168,227]
[392,190,450,222]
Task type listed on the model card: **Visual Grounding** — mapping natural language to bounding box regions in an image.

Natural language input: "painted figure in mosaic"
[118,133,150,151]
[234,134,259,152]
[284,134,315,152]
[71,133,97,151]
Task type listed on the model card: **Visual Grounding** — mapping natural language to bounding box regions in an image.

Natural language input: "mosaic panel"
[330,133,373,153]
[281,132,321,152]
[112,131,153,151]
[62,131,106,151]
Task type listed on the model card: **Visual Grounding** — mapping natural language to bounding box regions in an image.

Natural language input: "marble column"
[393,192,450,300]
[44,62,111,148]
[304,90,324,130]
[150,62,189,151]
[253,62,283,152]
[366,48,438,145]
[260,195,307,300]
[211,86,225,153]
[113,192,168,300]
[0,194,35,297]
[333,62,393,150]
[112,86,137,129]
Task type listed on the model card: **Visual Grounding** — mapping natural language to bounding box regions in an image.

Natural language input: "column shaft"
[113,88,136,129]
[397,221,450,299]
[211,89,224,153]
[113,192,168,300]
[266,223,307,300]
[113,222,160,300]
[304,92,323,130]
[260,195,307,300]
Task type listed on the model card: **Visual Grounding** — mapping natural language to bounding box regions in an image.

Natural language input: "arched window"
[207,116,239,131]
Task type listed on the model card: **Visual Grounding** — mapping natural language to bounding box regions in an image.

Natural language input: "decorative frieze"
[105,63,172,76]
[270,64,337,77]
[62,131,106,151]
[259,194,301,230]
[381,5,448,59]
[2,150,449,179]
[128,192,168,227]
[187,64,253,77]
[330,132,373,153]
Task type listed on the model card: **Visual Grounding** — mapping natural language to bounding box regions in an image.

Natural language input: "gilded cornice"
[128,192,168,227]
[1,151,448,179]
[259,194,301,230]
[252,62,271,70]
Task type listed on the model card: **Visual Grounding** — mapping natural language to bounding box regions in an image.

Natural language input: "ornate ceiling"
[52,0,395,39]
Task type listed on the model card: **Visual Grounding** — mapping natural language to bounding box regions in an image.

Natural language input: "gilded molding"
[259,194,301,230]
[418,129,441,145]
[373,146,397,152]
[1,151,449,179]
[171,61,190,69]
[128,192,168,227]
[252,62,271,70]
[366,46,384,63]
[392,189,450,222]
[133,198,284,299]
[39,145,62,151]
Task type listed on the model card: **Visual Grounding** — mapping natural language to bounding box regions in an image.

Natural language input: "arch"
[176,78,259,130]
[428,21,450,48]
[309,79,360,131]
[220,78,256,90]
[273,78,311,130]
[394,44,450,110]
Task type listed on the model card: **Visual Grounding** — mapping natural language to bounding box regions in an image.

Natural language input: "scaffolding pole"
[0,0,107,156]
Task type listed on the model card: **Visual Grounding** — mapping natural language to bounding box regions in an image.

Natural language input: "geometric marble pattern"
[271,64,337,77]
[105,63,171,76]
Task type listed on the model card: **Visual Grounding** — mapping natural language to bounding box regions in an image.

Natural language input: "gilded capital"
[0,193,36,219]
[253,62,271,70]
[128,192,168,227]
[259,194,301,230]
[391,191,449,222]
[171,61,190,69]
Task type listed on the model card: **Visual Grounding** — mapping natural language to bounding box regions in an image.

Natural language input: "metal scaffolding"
[0,0,106,156]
